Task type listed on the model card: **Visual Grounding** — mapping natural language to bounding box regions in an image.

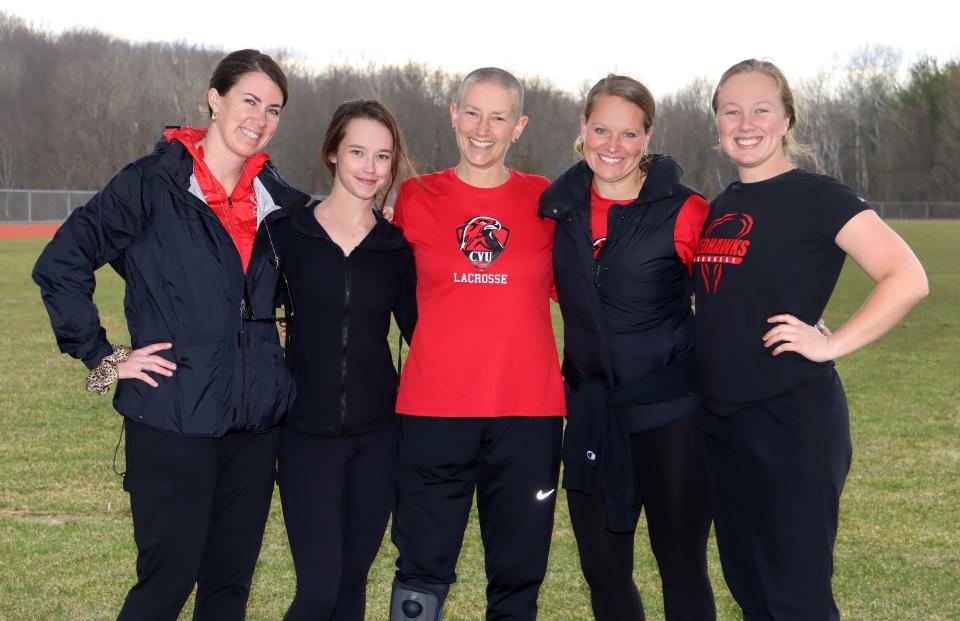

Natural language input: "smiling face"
[580,94,653,198]
[450,80,528,175]
[715,71,792,182]
[329,117,394,203]
[207,70,283,159]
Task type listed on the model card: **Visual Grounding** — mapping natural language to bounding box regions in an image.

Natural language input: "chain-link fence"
[871,202,960,219]
[1,190,959,223]
[0,190,97,223]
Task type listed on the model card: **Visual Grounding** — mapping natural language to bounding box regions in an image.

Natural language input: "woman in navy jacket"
[32,50,308,620]
[539,75,715,621]
[266,100,416,621]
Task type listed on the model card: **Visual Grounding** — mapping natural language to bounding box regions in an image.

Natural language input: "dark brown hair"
[320,99,414,210]
[207,49,288,117]
[575,74,656,172]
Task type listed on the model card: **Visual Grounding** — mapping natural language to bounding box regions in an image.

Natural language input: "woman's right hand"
[117,343,177,387]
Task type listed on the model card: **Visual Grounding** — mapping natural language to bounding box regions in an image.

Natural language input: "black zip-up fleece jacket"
[268,201,417,436]
[33,131,310,437]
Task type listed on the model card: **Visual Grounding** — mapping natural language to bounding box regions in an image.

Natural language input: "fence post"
[66,192,71,219]
[27,191,32,223]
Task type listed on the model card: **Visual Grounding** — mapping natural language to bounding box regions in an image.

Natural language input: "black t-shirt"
[694,169,870,413]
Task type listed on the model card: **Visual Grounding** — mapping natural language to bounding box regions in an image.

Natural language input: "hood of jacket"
[285,199,410,252]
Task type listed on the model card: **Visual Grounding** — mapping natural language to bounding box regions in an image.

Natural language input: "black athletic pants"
[116,420,279,621]
[392,415,563,621]
[277,422,398,620]
[703,370,851,621]
[566,409,715,621]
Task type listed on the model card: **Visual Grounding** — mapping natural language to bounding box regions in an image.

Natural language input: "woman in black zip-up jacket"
[267,100,416,621]
[31,51,309,620]
[538,76,715,620]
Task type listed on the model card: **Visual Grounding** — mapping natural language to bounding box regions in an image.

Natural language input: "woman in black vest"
[539,75,715,621]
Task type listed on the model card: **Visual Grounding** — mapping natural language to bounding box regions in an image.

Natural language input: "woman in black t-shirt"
[694,59,927,621]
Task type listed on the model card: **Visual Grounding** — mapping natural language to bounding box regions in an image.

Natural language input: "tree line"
[2,11,957,202]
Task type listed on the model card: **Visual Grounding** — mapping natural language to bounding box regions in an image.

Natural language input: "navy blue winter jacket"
[32,131,310,437]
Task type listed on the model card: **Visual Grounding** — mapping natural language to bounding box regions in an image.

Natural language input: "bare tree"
[2,10,958,204]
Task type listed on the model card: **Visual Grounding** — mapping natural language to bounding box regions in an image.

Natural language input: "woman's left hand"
[763,314,835,362]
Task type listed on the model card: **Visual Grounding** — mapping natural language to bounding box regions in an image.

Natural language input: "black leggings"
[567,409,715,621]
[278,422,398,621]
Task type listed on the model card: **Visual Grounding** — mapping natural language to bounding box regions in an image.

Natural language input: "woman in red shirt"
[388,68,565,621]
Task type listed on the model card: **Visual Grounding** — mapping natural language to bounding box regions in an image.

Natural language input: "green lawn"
[1,221,957,620]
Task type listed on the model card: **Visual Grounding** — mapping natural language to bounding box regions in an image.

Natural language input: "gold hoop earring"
[211,111,218,122]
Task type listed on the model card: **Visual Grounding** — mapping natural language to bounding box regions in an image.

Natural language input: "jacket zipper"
[567,209,603,288]
[339,256,351,431]
[239,295,247,425]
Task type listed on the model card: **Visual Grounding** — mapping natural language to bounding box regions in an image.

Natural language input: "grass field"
[1,221,958,620]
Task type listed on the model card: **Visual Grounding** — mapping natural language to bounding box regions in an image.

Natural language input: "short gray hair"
[456,67,525,117]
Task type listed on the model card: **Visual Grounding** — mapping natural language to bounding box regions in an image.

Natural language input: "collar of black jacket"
[150,127,310,211]
[539,154,686,220]
[287,199,409,251]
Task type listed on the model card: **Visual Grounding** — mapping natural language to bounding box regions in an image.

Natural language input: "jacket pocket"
[122,470,176,543]
[174,342,231,436]
[243,334,295,431]
[113,352,178,432]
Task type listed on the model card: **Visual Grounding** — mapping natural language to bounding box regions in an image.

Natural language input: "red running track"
[0,224,61,239]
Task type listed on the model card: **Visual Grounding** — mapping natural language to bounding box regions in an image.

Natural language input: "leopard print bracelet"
[86,345,133,396]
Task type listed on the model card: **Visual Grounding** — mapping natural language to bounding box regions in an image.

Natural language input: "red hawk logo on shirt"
[456,216,510,271]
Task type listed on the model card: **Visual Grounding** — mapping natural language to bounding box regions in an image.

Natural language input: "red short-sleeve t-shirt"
[393,168,565,418]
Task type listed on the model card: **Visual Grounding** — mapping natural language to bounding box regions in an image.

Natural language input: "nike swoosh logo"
[535,489,556,501]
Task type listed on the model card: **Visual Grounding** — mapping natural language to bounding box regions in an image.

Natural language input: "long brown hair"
[319,99,414,210]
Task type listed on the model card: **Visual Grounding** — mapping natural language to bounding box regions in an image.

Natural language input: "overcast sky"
[4,1,958,96]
